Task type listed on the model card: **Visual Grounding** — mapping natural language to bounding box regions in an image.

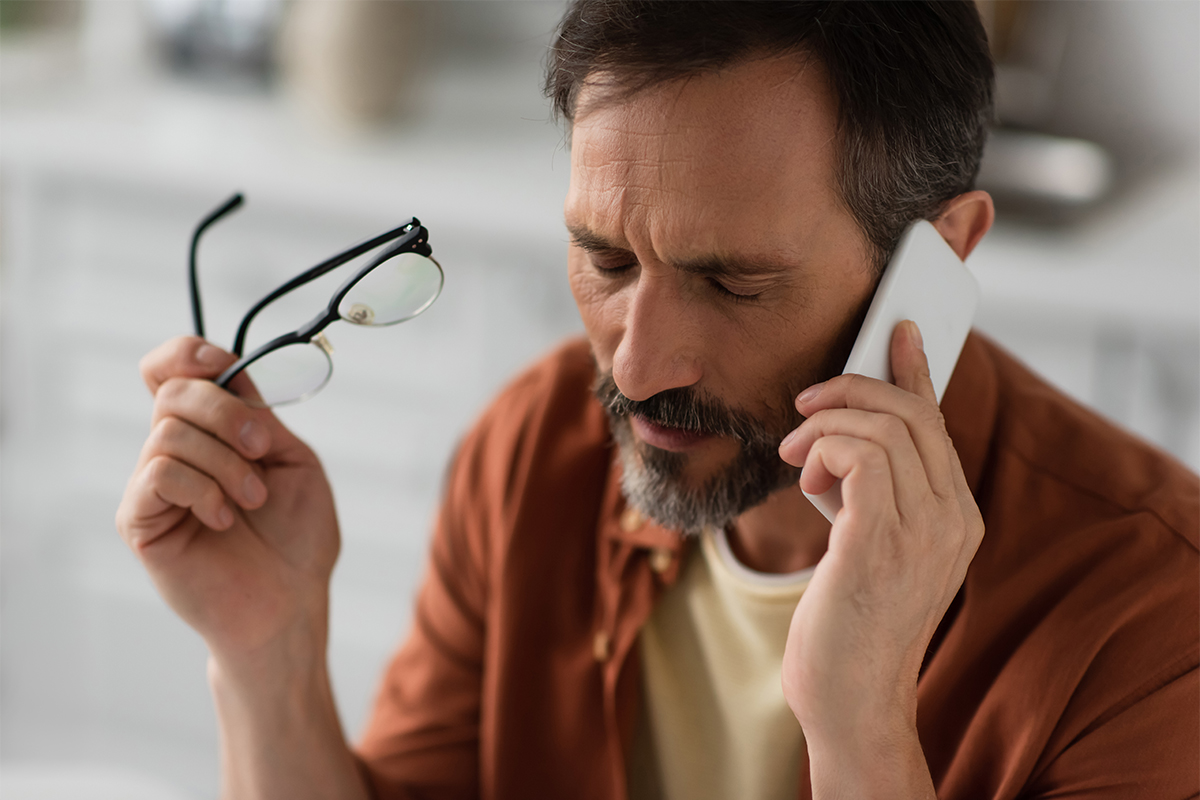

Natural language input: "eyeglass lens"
[236,252,442,407]
[239,339,334,408]
[338,252,443,327]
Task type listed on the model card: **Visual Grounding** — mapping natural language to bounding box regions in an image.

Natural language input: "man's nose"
[611,273,703,402]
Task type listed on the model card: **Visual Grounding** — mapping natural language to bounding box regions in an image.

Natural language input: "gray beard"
[590,290,870,535]
[593,374,803,536]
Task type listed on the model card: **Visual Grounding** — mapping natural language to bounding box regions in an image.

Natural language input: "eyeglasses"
[189,193,444,407]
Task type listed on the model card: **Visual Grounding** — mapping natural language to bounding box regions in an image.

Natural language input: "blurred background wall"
[1,2,1196,798]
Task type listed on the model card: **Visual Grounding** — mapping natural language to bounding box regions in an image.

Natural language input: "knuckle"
[812,430,839,452]
[114,500,144,543]
[156,376,191,406]
[140,337,191,383]
[798,410,826,433]
[804,436,829,468]
[914,400,944,431]
[143,453,177,485]
[149,416,186,450]
[841,372,867,398]
[114,503,129,534]
[969,515,985,543]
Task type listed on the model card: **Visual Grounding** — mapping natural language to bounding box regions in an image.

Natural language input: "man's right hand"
[115,336,340,663]
[116,337,371,799]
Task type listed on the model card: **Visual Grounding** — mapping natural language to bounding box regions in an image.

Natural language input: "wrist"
[207,601,334,757]
[802,706,933,800]
[205,587,330,678]
[208,637,330,723]
[208,615,362,800]
[793,681,917,744]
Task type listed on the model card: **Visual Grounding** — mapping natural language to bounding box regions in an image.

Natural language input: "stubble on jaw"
[592,372,805,536]
[589,310,866,535]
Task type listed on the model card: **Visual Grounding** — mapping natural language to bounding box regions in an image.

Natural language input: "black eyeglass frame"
[188,193,438,395]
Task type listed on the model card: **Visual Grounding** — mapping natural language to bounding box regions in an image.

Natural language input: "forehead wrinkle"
[568,56,848,288]
[571,122,690,240]
[578,99,710,196]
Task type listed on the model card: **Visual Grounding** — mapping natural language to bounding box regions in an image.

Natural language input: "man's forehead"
[569,60,836,175]
[564,55,844,268]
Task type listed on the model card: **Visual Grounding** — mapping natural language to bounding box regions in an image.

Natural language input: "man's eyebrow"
[567,224,796,278]
[567,225,629,256]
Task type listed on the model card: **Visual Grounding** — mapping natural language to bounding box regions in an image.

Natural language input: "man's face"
[565,55,878,533]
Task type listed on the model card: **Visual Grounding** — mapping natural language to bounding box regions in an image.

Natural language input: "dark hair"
[545,1,994,270]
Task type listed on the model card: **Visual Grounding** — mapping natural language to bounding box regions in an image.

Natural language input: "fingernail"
[240,420,268,455]
[780,429,799,449]
[796,382,824,407]
[242,473,267,505]
[218,505,234,528]
[196,343,224,367]
[908,320,924,351]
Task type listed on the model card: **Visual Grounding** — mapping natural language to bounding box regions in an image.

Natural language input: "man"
[115,2,1199,799]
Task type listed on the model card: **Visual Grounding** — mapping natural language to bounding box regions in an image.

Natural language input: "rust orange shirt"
[355,333,1200,800]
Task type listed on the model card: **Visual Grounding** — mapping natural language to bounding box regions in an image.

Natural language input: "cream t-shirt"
[628,528,814,800]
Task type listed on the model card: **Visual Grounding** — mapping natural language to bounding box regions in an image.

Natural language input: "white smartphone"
[803,220,979,522]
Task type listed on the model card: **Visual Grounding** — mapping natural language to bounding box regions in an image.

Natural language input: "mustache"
[592,372,779,448]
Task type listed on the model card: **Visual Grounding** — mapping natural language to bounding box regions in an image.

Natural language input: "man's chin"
[611,417,798,536]
[592,370,807,534]
[627,439,738,493]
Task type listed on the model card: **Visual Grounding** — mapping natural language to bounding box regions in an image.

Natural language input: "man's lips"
[629,415,715,452]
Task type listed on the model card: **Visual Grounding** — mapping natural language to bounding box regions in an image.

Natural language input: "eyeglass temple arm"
[189,193,245,340]
[230,218,422,357]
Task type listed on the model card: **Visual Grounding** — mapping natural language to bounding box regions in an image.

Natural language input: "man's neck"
[726,485,831,574]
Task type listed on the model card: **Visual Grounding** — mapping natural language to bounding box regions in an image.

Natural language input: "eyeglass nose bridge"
[312,332,334,355]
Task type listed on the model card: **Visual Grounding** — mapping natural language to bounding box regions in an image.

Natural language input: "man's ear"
[932,190,994,260]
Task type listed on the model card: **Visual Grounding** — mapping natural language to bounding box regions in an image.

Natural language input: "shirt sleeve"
[348,340,603,800]
[353,432,492,800]
[1024,659,1200,799]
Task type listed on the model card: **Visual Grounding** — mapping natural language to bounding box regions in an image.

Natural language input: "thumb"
[891,320,937,404]
[141,336,238,395]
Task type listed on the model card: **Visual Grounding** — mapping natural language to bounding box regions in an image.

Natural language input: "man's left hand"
[777,320,984,797]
